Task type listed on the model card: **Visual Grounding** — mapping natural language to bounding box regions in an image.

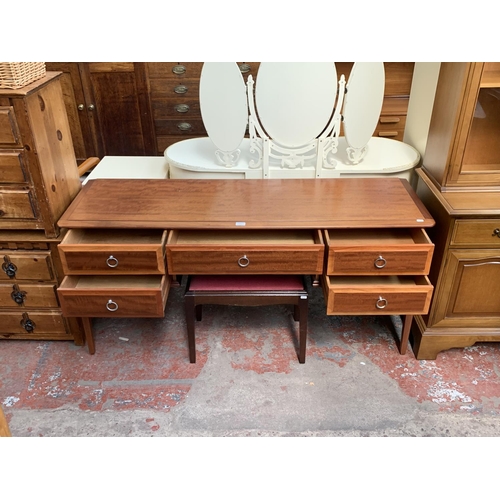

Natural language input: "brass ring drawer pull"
[238,255,250,268]
[175,104,190,113]
[106,255,119,268]
[174,85,188,94]
[374,256,387,269]
[172,65,186,75]
[106,299,119,312]
[493,228,500,238]
[376,296,388,309]
[177,122,192,131]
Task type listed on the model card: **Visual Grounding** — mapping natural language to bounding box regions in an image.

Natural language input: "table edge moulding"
[56,177,435,359]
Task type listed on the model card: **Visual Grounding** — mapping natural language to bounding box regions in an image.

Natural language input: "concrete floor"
[2,278,500,437]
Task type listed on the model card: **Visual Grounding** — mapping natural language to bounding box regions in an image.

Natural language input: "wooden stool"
[184,275,309,363]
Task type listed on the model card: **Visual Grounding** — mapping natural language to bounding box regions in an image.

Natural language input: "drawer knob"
[177,122,192,131]
[374,256,387,269]
[238,255,250,268]
[172,65,186,75]
[376,296,388,309]
[106,299,119,312]
[239,63,251,73]
[20,313,35,333]
[2,256,17,279]
[11,284,26,305]
[106,255,119,268]
[175,104,190,113]
[174,85,188,94]
[493,228,500,238]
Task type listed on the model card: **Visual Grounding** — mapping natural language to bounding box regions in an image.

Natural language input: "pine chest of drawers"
[0,73,83,344]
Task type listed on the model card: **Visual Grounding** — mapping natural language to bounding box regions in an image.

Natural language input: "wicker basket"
[0,62,46,89]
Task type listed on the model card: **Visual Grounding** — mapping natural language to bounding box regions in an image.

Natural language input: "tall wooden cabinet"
[0,72,84,344]
[413,62,500,359]
[45,63,157,162]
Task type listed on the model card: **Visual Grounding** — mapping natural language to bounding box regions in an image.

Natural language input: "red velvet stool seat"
[184,275,309,363]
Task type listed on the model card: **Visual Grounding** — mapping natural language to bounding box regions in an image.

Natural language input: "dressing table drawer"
[58,275,170,318]
[322,275,433,315]
[58,229,168,275]
[166,229,325,275]
[324,228,434,275]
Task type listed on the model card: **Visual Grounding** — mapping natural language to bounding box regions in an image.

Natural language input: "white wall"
[403,63,441,159]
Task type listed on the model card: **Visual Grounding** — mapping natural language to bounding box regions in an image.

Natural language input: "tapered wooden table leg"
[81,317,95,355]
[400,315,413,355]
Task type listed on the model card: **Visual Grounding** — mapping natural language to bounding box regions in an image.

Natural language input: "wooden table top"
[58,178,434,230]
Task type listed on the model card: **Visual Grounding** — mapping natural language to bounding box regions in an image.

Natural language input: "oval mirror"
[199,62,248,152]
[255,63,337,148]
[343,62,385,150]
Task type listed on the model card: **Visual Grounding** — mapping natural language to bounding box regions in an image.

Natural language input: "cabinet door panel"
[430,249,500,327]
[85,63,156,156]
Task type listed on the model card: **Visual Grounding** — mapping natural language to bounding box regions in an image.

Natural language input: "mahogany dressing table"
[56,177,435,357]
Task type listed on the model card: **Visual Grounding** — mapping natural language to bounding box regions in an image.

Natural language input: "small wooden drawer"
[156,119,206,136]
[58,229,168,275]
[0,252,54,281]
[156,98,201,119]
[164,63,204,79]
[0,107,22,146]
[166,229,325,275]
[374,115,407,140]
[0,283,58,308]
[324,228,434,275]
[0,311,66,336]
[451,219,500,247]
[0,189,37,219]
[57,275,170,318]
[0,152,28,183]
[322,275,433,315]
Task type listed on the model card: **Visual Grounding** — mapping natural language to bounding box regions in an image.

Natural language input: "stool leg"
[298,296,308,363]
[195,304,202,321]
[185,295,197,363]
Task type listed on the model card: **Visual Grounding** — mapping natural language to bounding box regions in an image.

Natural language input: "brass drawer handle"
[239,63,251,73]
[11,284,26,305]
[376,297,388,309]
[21,312,35,332]
[172,65,186,75]
[106,255,119,268]
[493,228,500,238]
[175,104,190,113]
[177,122,192,131]
[374,256,387,269]
[2,256,17,278]
[238,255,250,268]
[106,299,119,312]
[174,85,188,94]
